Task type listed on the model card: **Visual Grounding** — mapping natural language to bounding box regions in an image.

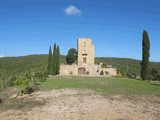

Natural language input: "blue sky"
[0,0,160,61]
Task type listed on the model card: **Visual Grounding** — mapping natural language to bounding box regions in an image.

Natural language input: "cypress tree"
[52,43,57,75]
[56,45,60,74]
[47,46,52,75]
[141,30,150,80]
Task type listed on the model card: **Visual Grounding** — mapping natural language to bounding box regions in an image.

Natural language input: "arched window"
[83,57,87,64]
[78,67,86,74]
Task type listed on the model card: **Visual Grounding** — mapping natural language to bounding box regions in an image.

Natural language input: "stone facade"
[60,38,117,76]
[60,64,98,75]
[77,38,94,66]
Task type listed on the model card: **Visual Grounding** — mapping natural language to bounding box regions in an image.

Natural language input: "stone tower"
[77,38,94,66]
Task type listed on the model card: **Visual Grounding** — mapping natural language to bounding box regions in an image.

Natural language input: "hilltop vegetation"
[0,55,48,78]
[0,54,160,79]
[0,55,65,78]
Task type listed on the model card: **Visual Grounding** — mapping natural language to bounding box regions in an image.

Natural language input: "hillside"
[0,54,160,78]
[0,55,66,78]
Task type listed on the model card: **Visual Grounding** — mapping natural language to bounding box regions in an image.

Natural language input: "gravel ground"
[0,89,160,120]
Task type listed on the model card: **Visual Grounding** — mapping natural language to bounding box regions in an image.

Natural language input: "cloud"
[0,55,4,58]
[64,5,81,16]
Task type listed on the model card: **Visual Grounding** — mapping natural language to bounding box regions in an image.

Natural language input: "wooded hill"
[0,54,160,78]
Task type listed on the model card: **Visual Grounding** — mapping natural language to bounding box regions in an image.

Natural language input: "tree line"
[47,43,60,75]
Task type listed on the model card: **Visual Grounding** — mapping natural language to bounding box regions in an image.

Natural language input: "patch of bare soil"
[0,89,160,120]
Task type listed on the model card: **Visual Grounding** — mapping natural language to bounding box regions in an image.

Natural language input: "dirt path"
[1,89,160,120]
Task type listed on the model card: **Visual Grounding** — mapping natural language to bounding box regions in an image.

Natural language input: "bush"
[101,63,107,68]
[0,98,2,104]
[157,75,160,81]
[100,70,104,75]
[116,73,123,78]
[97,69,99,73]
[149,68,160,81]
[8,76,16,87]
[86,71,89,75]
[70,71,73,75]
[23,83,39,94]
[105,71,109,75]
[23,86,33,94]
[127,72,141,80]
[13,76,29,95]
[127,72,136,79]
[33,72,48,82]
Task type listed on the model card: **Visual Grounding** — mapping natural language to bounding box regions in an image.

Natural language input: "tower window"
[83,57,87,64]
[83,42,86,47]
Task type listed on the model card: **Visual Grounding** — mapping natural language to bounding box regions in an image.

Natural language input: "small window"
[83,57,87,64]
[83,42,86,47]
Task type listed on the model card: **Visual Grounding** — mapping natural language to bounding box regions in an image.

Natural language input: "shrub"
[101,63,107,68]
[105,71,109,75]
[8,76,17,87]
[116,73,123,78]
[127,72,136,79]
[100,70,104,75]
[127,72,141,80]
[86,71,89,75]
[70,71,73,75]
[13,76,29,95]
[23,83,39,94]
[33,72,48,82]
[23,86,33,94]
[97,69,99,73]
[157,75,160,81]
[0,98,2,104]
[148,68,160,81]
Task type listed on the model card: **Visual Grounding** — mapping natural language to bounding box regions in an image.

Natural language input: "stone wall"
[60,64,117,76]
[98,68,117,76]
[60,64,78,75]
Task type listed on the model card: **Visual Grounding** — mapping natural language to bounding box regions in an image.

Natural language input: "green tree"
[13,76,29,95]
[52,43,57,75]
[47,46,52,75]
[56,45,60,74]
[141,30,150,80]
[149,68,160,80]
[66,48,77,65]
[34,72,48,82]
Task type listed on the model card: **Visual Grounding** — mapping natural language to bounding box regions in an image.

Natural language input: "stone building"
[60,38,117,76]
[77,38,94,66]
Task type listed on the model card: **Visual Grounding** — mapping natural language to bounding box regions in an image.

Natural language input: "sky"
[0,0,160,62]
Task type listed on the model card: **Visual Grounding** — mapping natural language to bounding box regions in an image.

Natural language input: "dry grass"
[0,89,160,120]
[0,88,46,112]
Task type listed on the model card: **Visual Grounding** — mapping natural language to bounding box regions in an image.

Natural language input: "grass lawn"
[40,76,160,97]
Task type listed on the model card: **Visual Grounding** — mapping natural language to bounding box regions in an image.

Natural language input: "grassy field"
[40,76,160,97]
